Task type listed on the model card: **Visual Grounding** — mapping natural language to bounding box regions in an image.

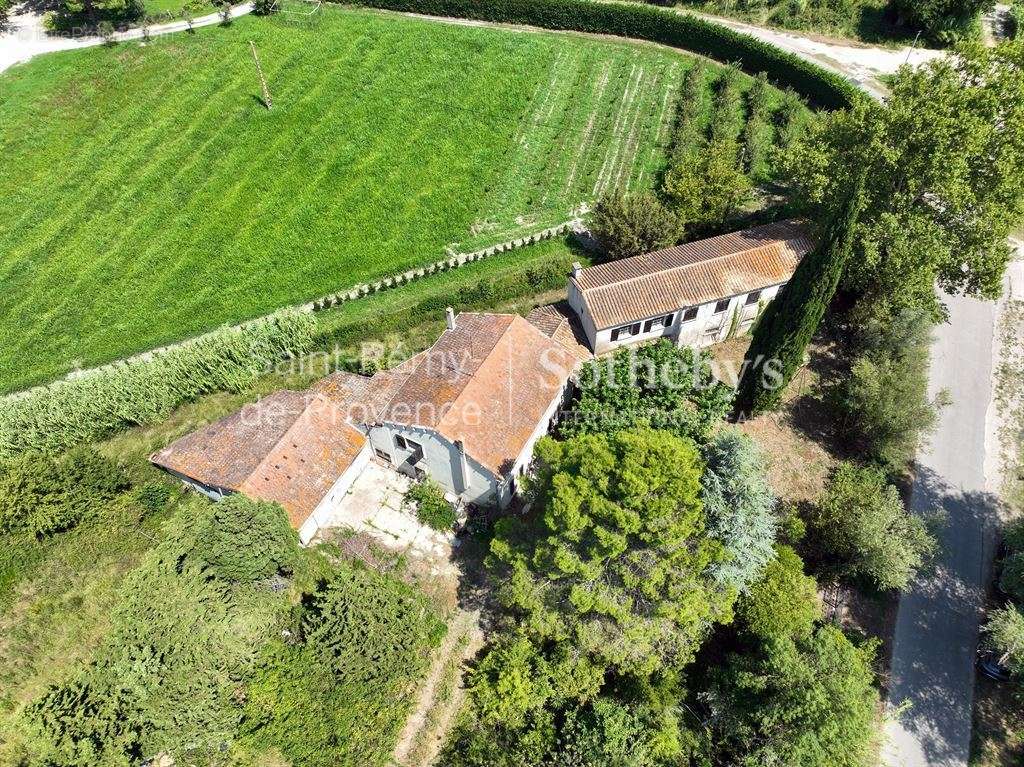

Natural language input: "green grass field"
[0,7,800,394]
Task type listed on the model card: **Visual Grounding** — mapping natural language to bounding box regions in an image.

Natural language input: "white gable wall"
[298,439,373,545]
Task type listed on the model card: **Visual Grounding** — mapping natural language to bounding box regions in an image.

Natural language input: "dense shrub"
[983,605,1024,677]
[242,562,445,767]
[0,310,316,459]
[834,304,945,471]
[812,462,936,590]
[565,339,734,443]
[0,449,128,537]
[189,495,300,583]
[707,625,878,767]
[405,479,457,531]
[1001,553,1024,602]
[891,0,990,43]
[590,192,682,261]
[344,0,858,108]
[738,544,820,641]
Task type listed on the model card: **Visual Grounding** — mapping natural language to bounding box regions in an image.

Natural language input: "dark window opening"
[714,299,731,314]
[745,290,762,306]
[681,307,698,322]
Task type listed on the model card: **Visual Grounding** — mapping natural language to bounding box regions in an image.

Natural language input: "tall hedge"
[344,0,858,109]
[0,310,316,458]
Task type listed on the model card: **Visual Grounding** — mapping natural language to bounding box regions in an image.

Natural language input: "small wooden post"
[249,40,272,110]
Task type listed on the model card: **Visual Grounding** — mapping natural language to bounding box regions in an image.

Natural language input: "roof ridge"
[582,240,788,298]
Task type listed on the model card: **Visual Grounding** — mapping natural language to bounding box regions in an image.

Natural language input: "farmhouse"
[151,219,810,543]
[566,219,813,354]
[152,312,579,543]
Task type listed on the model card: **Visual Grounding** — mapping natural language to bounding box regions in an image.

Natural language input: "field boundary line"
[2,219,583,400]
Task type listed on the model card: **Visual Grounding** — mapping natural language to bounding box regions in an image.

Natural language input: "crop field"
[0,7,805,394]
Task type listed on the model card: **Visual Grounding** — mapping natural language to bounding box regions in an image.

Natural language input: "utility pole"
[249,40,272,110]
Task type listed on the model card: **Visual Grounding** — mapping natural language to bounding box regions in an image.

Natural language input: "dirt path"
[391,608,484,767]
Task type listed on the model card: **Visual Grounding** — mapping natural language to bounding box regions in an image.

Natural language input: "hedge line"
[343,0,859,109]
[315,250,574,351]
[0,310,316,459]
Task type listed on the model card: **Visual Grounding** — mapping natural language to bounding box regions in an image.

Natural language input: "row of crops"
[462,50,810,250]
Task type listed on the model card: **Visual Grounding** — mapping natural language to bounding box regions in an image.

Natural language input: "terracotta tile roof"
[574,220,814,330]
[526,302,595,363]
[151,380,388,529]
[382,313,577,476]
[239,395,367,529]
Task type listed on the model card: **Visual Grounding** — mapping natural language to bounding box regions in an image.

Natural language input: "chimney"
[571,262,583,278]
[445,307,456,331]
[455,439,470,493]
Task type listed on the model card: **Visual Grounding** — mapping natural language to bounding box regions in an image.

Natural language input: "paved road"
[882,292,1003,767]
[0,1,253,74]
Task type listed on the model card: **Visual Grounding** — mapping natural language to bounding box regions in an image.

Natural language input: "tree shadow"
[886,465,1003,767]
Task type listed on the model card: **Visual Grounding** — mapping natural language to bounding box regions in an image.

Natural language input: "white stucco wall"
[591,284,783,354]
[298,440,373,545]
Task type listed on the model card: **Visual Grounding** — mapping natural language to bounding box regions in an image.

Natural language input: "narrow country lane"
[883,292,1002,767]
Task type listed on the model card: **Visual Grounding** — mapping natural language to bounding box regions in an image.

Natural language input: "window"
[745,290,762,306]
[394,435,422,453]
[713,298,731,315]
[610,322,642,342]
[642,313,674,333]
[681,306,698,322]
[374,448,392,463]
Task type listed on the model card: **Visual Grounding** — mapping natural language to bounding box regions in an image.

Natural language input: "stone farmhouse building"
[151,219,811,543]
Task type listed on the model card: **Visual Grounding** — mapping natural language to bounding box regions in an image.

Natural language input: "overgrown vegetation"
[405,479,457,532]
[1,483,444,766]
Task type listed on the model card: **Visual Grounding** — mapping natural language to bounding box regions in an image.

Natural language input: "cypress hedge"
[343,0,859,109]
[0,310,317,459]
[734,170,867,416]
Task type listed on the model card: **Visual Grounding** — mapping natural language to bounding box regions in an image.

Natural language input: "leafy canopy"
[590,192,683,262]
[785,41,1024,319]
[813,462,936,590]
[565,340,733,443]
[738,545,821,642]
[489,428,731,677]
[707,626,878,767]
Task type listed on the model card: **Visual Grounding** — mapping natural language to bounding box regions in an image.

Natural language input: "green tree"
[590,192,682,261]
[892,0,993,43]
[738,545,821,642]
[701,429,778,595]
[734,170,867,415]
[833,303,946,471]
[707,625,878,767]
[490,429,730,677]
[983,605,1024,675]
[785,42,1024,319]
[566,340,733,443]
[813,462,937,590]
[663,139,752,233]
[189,494,300,583]
[1000,553,1024,602]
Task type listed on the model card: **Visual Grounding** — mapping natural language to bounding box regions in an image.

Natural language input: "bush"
[190,494,300,583]
[343,0,858,109]
[590,192,682,261]
[0,449,128,537]
[1001,552,1024,602]
[891,0,991,43]
[983,605,1024,677]
[405,479,457,531]
[813,462,936,591]
[133,482,172,514]
[738,545,820,641]
[0,310,316,459]
[834,304,945,472]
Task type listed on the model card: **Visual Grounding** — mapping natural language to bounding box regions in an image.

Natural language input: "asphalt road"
[883,291,1002,767]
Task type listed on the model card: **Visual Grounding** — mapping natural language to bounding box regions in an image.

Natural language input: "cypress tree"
[734,170,867,416]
